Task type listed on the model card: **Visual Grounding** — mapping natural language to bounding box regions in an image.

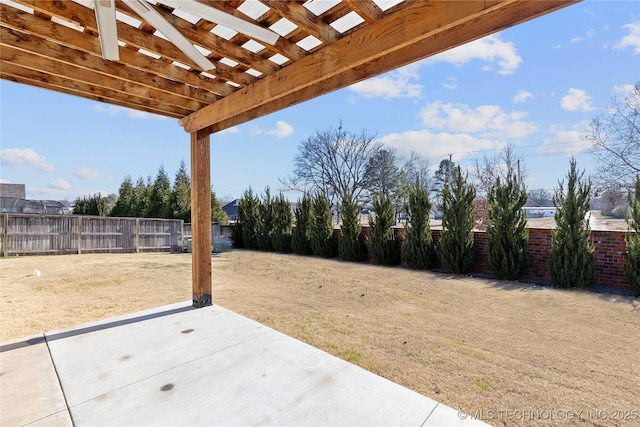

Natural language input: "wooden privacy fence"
[1,214,184,256]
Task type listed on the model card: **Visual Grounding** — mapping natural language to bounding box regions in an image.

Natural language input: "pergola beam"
[180,0,578,135]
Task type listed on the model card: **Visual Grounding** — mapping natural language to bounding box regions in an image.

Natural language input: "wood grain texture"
[0,0,579,129]
[190,131,212,307]
[180,0,579,133]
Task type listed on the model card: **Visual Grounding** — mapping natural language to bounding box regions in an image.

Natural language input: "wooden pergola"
[1,0,579,307]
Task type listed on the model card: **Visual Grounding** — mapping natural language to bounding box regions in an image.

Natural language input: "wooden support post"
[191,130,212,308]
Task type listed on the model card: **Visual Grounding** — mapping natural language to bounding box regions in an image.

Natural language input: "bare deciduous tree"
[585,82,639,192]
[471,144,528,197]
[280,122,381,206]
[402,151,433,191]
[526,188,553,207]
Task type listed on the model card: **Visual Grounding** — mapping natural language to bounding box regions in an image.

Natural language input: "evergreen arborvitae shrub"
[310,193,334,258]
[291,194,314,255]
[437,167,476,274]
[238,188,260,250]
[339,195,363,262]
[401,178,433,269]
[625,176,640,295]
[486,174,530,279]
[231,218,244,249]
[369,192,397,265]
[271,193,293,254]
[548,158,595,288]
[256,188,273,252]
[210,191,228,225]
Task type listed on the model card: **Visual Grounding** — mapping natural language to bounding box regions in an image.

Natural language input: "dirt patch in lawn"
[1,251,639,426]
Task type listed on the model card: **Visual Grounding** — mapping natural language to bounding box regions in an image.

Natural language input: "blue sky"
[1,0,639,203]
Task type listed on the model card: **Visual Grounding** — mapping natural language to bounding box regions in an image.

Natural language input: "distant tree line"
[73,160,228,223]
[236,116,640,294]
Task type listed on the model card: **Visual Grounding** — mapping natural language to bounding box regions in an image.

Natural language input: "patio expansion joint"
[43,333,74,426]
[65,328,276,408]
[420,401,440,426]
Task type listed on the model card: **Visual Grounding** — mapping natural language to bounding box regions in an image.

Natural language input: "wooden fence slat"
[3,213,8,257]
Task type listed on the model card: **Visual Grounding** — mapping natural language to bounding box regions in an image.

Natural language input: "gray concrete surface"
[0,335,72,427]
[1,302,489,426]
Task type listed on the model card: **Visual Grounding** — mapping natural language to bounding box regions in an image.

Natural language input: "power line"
[440,139,591,159]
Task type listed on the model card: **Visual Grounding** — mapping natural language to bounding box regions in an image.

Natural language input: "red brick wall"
[346,226,633,291]
[591,230,631,289]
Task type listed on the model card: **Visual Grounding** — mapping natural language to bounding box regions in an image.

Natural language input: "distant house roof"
[222,199,240,220]
[0,198,65,215]
[0,183,26,199]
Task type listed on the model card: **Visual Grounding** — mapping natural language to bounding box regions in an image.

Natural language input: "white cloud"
[219,126,240,135]
[513,90,533,104]
[418,101,538,139]
[442,77,458,90]
[614,22,640,55]
[29,186,111,200]
[426,34,522,75]
[613,84,635,96]
[349,64,422,99]
[560,88,594,112]
[536,124,590,155]
[94,104,120,117]
[377,130,498,164]
[266,120,294,138]
[127,110,159,120]
[0,148,54,172]
[0,178,11,184]
[570,30,594,44]
[74,166,103,180]
[93,104,167,120]
[49,179,70,190]
[29,187,69,199]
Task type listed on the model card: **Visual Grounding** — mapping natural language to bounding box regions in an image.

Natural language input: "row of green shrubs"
[231,163,640,295]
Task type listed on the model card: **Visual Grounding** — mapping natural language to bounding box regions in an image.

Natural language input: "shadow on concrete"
[0,305,194,353]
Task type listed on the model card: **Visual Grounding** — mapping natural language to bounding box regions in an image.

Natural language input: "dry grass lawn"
[1,250,639,426]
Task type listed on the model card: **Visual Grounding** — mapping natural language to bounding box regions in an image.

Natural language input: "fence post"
[135,218,140,253]
[3,213,8,257]
[180,220,184,253]
[77,216,82,254]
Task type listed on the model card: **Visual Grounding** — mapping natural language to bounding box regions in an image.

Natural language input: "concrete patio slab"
[2,302,489,426]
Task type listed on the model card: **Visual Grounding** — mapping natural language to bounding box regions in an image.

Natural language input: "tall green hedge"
[401,178,433,269]
[257,188,273,252]
[310,193,334,258]
[291,194,314,255]
[339,195,363,262]
[238,188,260,250]
[625,176,640,295]
[369,192,397,265]
[437,167,476,274]
[271,193,293,254]
[548,158,594,288]
[487,174,530,279]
